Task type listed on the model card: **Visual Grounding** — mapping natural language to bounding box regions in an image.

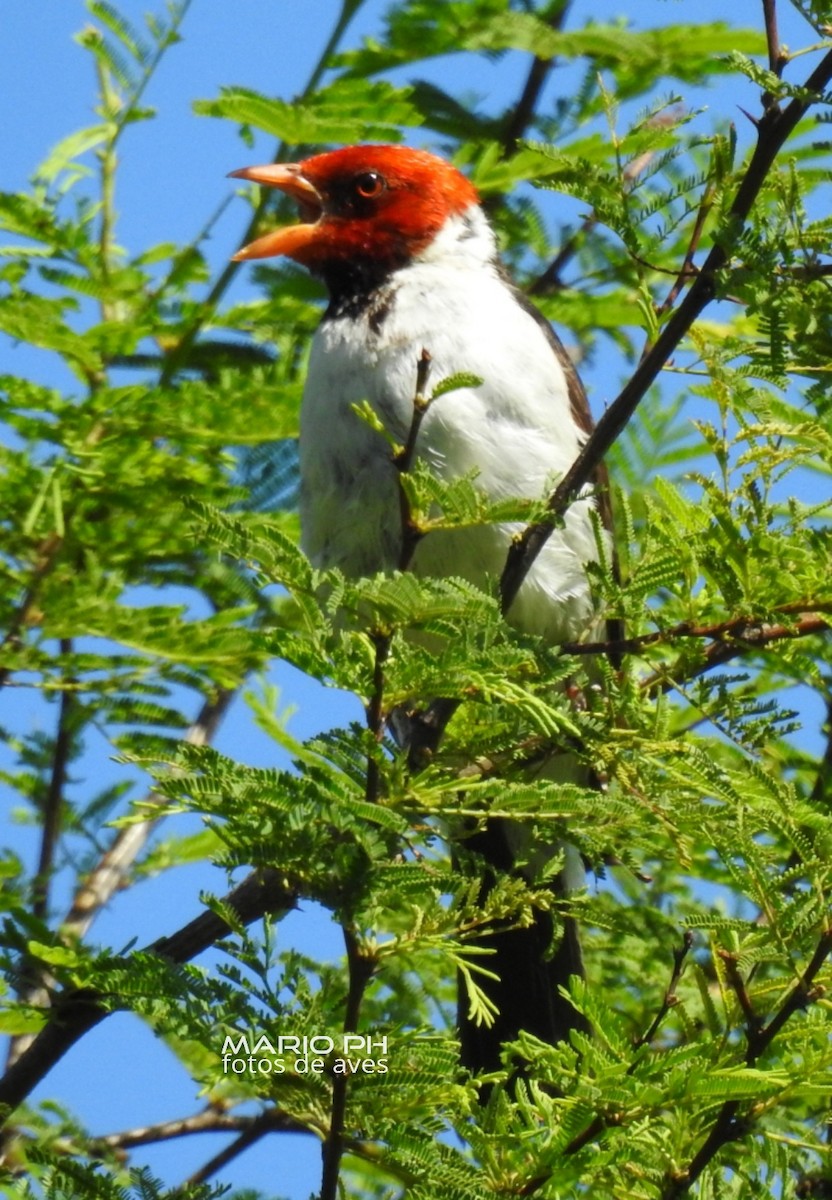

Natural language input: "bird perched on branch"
[229,145,612,1076]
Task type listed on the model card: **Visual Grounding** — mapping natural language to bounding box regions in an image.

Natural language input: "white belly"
[299,261,601,644]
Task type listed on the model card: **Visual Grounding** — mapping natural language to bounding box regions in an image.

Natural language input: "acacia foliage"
[0,2,831,1198]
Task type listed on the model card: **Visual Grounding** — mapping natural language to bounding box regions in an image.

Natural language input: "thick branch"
[0,869,295,1122]
[500,46,832,617]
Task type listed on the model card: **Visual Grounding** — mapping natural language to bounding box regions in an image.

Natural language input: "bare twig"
[499,46,832,619]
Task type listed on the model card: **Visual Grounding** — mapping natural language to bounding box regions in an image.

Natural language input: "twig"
[320,929,376,1200]
[365,633,390,805]
[4,688,237,1069]
[762,0,785,80]
[642,614,830,694]
[632,931,694,1054]
[396,349,433,570]
[0,533,63,691]
[5,641,78,1070]
[661,926,832,1198]
[180,1111,288,1189]
[0,869,296,1123]
[561,609,830,661]
[159,0,362,388]
[500,2,574,155]
[396,349,433,477]
[31,640,74,923]
[650,184,713,328]
[528,213,597,296]
[499,45,832,619]
[719,951,763,1039]
[63,687,236,939]
[91,1107,306,1153]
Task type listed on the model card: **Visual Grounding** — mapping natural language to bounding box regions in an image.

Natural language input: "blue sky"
[1,1,826,1196]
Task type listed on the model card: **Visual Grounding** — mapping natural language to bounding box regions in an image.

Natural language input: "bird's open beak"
[228,163,323,262]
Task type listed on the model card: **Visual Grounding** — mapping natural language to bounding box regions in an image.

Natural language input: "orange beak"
[228,163,323,262]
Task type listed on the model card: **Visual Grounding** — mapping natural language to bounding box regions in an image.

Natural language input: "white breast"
[299,208,602,644]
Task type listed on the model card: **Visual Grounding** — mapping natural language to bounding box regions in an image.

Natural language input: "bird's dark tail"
[457,817,586,1078]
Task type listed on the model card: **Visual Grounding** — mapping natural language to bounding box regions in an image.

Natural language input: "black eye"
[352,171,385,199]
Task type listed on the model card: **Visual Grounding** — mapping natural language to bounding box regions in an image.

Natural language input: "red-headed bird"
[230,145,610,1075]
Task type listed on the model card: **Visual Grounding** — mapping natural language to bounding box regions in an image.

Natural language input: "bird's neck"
[320,204,498,322]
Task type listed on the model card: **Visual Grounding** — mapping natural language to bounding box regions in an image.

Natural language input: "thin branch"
[0,533,63,691]
[661,926,832,1199]
[528,213,597,296]
[320,930,377,1200]
[650,184,714,328]
[643,614,830,694]
[4,687,237,1071]
[0,869,296,1123]
[632,931,694,1054]
[63,687,236,940]
[500,1,573,156]
[561,609,830,661]
[158,0,363,388]
[762,0,784,78]
[5,642,78,1070]
[396,349,433,570]
[365,634,389,805]
[32,640,74,923]
[91,1107,307,1153]
[719,951,763,1040]
[180,1110,296,1189]
[499,46,832,619]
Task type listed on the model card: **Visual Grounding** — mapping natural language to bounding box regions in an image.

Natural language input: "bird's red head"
[229,145,479,275]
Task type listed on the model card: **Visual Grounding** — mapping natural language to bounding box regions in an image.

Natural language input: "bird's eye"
[353,171,385,199]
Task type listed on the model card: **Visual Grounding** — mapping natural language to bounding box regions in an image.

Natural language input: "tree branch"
[632,931,694,1055]
[4,687,237,1071]
[500,1,573,156]
[561,609,830,662]
[180,1109,303,1189]
[0,869,295,1124]
[62,687,236,940]
[661,926,832,1198]
[499,46,832,618]
[320,929,377,1200]
[90,1106,307,1153]
[31,640,74,924]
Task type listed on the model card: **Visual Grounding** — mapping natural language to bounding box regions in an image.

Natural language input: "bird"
[229,145,612,1077]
